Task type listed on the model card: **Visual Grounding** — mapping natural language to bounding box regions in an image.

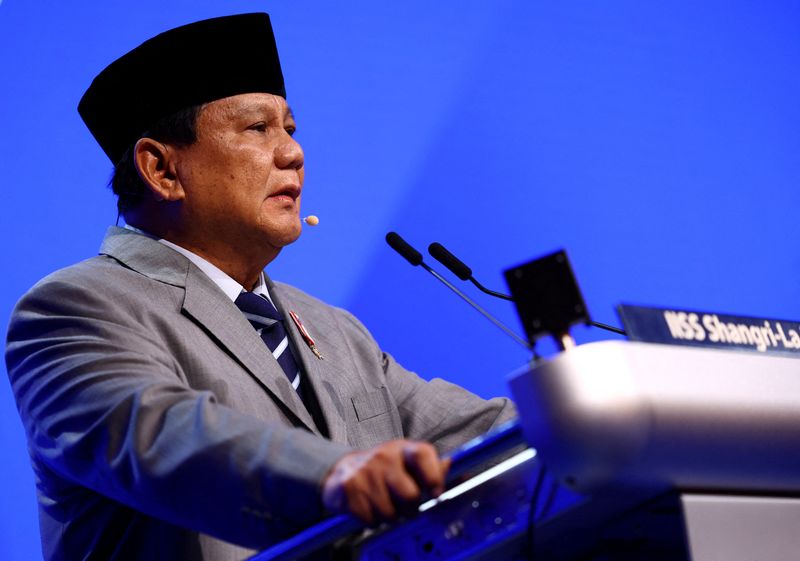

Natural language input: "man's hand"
[321,440,451,526]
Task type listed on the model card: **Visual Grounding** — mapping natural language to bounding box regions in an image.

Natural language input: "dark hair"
[110,104,203,216]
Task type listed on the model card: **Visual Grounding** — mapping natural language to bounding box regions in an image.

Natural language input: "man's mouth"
[269,185,301,201]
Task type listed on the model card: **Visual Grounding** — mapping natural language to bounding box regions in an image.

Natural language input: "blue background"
[2,1,799,557]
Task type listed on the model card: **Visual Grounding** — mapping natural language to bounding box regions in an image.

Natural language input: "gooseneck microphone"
[428,242,513,301]
[385,232,423,266]
[427,241,627,337]
[385,232,532,351]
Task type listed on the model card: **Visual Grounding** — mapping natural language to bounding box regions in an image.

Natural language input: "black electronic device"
[503,250,590,347]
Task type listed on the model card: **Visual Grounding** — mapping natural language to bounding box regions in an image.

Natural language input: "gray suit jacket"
[5,227,516,561]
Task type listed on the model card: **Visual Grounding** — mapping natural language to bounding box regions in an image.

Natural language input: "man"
[5,13,515,561]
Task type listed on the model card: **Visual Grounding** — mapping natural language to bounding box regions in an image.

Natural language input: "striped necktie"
[235,291,303,399]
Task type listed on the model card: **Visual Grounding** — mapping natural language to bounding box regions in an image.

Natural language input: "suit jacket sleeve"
[5,272,351,550]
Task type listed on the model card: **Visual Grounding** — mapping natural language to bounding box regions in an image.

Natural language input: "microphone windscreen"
[428,242,472,280]
[385,232,423,266]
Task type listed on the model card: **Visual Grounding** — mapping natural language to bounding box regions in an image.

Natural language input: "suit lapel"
[100,227,319,434]
[269,282,350,445]
[181,270,319,434]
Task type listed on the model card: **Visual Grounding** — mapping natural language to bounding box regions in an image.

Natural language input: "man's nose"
[275,136,304,171]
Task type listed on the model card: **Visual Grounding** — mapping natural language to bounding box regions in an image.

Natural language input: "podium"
[253,341,800,560]
[510,340,800,561]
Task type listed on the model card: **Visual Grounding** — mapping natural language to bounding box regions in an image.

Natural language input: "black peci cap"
[78,13,286,164]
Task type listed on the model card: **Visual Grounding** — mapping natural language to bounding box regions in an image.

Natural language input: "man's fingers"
[441,458,453,490]
[386,469,421,501]
[347,489,376,526]
[322,440,450,525]
[361,471,396,523]
[402,442,449,497]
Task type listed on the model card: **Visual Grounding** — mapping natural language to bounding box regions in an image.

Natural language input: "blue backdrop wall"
[1,1,799,557]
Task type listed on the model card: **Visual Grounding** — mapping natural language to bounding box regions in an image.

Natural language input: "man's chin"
[264,224,303,250]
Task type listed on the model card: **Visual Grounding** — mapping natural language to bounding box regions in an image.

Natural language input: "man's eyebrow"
[232,102,295,121]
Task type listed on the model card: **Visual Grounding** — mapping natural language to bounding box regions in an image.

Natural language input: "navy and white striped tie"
[235,291,303,399]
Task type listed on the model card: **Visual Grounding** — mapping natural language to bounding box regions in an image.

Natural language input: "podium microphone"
[428,241,626,336]
[428,242,513,301]
[385,232,532,352]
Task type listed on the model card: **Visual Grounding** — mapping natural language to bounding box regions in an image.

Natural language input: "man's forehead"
[205,93,294,120]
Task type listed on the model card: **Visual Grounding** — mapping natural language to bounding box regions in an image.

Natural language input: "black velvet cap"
[78,13,286,164]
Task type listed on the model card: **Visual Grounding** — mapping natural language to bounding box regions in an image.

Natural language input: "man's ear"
[133,138,185,202]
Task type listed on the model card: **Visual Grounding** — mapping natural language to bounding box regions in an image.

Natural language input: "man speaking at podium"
[5,13,515,561]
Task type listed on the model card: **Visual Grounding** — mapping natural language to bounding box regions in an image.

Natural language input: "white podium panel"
[509,341,800,494]
[683,495,800,561]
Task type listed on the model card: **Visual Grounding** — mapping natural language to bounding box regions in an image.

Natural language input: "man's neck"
[124,221,276,290]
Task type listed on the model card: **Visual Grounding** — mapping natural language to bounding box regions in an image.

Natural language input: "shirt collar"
[124,224,274,303]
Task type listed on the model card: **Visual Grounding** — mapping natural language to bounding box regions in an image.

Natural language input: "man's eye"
[285,126,297,137]
[248,122,267,132]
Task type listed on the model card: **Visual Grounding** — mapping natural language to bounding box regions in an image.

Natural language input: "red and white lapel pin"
[289,311,323,360]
